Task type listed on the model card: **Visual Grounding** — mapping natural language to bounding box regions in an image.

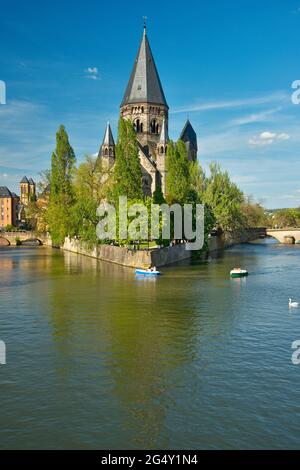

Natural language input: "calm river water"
[1,239,300,449]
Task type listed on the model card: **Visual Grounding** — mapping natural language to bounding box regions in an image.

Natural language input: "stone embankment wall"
[208,227,266,253]
[58,228,266,269]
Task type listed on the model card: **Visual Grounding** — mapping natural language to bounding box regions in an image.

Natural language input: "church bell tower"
[120,24,169,161]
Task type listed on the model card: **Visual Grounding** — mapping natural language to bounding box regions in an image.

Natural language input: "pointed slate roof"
[159,117,169,144]
[0,186,12,198]
[20,176,29,184]
[28,178,35,185]
[121,28,168,108]
[179,120,198,151]
[102,122,115,146]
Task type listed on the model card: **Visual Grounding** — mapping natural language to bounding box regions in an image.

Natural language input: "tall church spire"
[121,28,168,108]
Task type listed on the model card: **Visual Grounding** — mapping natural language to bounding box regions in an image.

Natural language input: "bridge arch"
[266,229,300,244]
[0,231,46,246]
[22,238,43,246]
[0,237,10,246]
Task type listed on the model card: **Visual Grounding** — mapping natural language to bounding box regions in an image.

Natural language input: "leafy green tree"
[202,162,244,231]
[240,196,268,228]
[67,155,113,246]
[69,196,99,247]
[152,184,166,205]
[47,125,76,245]
[272,208,298,228]
[74,155,112,203]
[189,160,206,200]
[166,140,192,204]
[111,118,143,201]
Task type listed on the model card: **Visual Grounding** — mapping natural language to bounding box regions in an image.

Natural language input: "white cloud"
[277,133,290,140]
[249,131,290,146]
[87,67,98,74]
[84,67,100,80]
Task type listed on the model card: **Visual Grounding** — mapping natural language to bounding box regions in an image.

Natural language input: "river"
[1,239,300,449]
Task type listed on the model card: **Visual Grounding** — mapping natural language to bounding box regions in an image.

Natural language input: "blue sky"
[0,0,300,208]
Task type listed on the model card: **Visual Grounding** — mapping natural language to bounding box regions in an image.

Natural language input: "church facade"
[98,26,198,197]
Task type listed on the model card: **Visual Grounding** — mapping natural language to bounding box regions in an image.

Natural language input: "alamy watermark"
[291,340,300,365]
[96,196,205,251]
[0,80,6,105]
[291,80,300,105]
[0,340,6,365]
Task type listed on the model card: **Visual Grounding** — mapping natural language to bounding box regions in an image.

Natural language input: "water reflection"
[45,250,202,447]
[2,241,300,449]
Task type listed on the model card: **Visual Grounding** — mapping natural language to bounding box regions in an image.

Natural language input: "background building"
[0,187,19,228]
[20,176,36,206]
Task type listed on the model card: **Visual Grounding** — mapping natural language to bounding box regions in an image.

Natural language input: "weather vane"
[143,16,147,30]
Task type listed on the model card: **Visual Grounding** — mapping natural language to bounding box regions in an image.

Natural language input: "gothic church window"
[150,119,158,134]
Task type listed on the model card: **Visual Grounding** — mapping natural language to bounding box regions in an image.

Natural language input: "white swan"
[289,298,299,308]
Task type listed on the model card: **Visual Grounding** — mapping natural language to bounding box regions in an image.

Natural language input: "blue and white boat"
[135,268,161,276]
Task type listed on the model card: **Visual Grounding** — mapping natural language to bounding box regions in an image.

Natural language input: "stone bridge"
[0,231,48,246]
[266,228,300,244]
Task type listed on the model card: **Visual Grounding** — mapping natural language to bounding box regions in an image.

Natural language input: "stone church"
[98,26,198,197]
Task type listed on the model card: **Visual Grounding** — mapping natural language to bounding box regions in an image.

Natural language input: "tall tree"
[68,155,113,246]
[202,162,244,230]
[111,118,143,201]
[47,125,76,244]
[166,140,192,204]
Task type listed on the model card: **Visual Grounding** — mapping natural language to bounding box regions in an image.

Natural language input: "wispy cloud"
[249,131,290,147]
[229,107,281,126]
[172,91,288,114]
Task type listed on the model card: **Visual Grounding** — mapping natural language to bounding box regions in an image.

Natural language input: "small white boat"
[230,268,248,278]
[135,268,161,277]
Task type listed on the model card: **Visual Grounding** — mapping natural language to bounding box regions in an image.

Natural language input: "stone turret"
[98,122,115,167]
[156,117,169,194]
[20,176,30,205]
[179,120,198,162]
[28,178,36,199]
[120,26,169,160]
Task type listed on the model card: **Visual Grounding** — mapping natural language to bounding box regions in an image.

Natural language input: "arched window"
[104,148,108,156]
[150,119,157,134]
[161,146,164,154]
[156,124,159,134]
[140,122,143,133]
[141,106,144,113]
[109,148,113,156]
